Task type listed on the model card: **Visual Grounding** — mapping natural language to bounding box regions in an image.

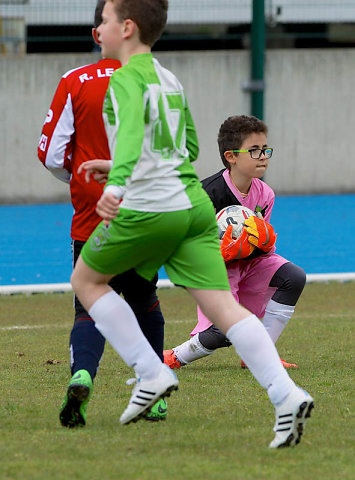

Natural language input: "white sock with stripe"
[226,315,295,405]
[174,334,214,365]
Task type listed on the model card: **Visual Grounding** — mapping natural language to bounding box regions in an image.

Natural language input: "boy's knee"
[70,269,80,293]
[271,262,306,305]
[71,267,91,300]
[199,325,232,350]
[289,264,306,294]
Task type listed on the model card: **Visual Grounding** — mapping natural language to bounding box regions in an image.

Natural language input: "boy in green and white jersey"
[103,56,201,213]
[72,0,314,448]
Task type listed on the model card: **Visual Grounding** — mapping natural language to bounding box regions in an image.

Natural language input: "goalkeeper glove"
[244,216,277,252]
[220,225,255,263]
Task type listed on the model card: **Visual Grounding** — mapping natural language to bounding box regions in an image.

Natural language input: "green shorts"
[81,201,230,290]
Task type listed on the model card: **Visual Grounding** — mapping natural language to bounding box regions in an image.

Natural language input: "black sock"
[69,319,105,381]
[137,309,165,362]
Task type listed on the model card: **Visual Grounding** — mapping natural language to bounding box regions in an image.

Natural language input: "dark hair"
[94,0,106,28]
[218,115,268,168]
[110,0,168,46]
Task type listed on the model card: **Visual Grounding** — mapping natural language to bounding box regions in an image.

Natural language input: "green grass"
[0,283,354,480]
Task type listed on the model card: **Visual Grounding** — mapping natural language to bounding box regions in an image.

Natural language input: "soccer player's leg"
[263,262,306,368]
[189,288,314,448]
[60,240,105,428]
[118,270,167,420]
[72,212,187,424]
[72,255,178,425]
[164,324,231,369]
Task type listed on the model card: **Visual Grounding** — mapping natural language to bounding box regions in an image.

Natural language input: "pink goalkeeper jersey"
[191,169,288,335]
[222,169,274,222]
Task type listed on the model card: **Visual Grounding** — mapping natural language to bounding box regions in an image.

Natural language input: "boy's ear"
[224,150,237,165]
[122,18,136,39]
[92,28,100,46]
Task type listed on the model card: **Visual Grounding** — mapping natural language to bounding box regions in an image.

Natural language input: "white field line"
[0,323,72,331]
[1,273,355,296]
[0,313,352,333]
[0,318,193,331]
[0,279,175,295]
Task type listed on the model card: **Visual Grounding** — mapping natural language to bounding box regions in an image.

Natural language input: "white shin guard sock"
[226,315,295,405]
[262,299,295,344]
[174,334,214,365]
[89,291,162,380]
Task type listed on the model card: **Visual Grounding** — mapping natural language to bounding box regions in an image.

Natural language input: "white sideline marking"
[0,274,354,296]
[0,324,71,331]
[0,279,175,295]
[1,312,352,333]
[0,319,192,332]
[306,272,355,283]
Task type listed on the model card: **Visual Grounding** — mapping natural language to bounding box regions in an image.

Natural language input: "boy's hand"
[220,225,255,262]
[96,191,121,225]
[78,159,112,184]
[244,216,277,252]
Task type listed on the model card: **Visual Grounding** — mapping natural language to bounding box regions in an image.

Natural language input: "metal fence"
[1,0,355,53]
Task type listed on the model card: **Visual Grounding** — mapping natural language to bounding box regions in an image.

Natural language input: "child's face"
[228,132,269,180]
[96,1,123,60]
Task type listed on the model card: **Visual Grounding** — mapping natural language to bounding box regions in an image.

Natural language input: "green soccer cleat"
[59,369,93,428]
[145,398,168,422]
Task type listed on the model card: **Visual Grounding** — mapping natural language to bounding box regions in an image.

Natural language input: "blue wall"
[1,194,354,286]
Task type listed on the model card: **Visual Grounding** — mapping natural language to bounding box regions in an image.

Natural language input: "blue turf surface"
[1,194,354,286]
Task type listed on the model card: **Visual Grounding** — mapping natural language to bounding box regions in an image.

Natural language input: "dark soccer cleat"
[59,369,93,428]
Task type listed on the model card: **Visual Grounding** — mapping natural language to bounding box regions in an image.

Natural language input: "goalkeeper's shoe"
[59,369,93,428]
[120,364,178,425]
[269,387,314,448]
[240,358,298,369]
[163,349,183,369]
[145,398,168,422]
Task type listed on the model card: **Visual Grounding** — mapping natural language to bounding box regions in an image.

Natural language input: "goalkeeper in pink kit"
[164,115,306,369]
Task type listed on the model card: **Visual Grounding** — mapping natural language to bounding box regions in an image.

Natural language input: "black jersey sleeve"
[201,169,241,213]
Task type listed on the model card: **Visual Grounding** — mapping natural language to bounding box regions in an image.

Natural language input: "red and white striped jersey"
[38,58,121,241]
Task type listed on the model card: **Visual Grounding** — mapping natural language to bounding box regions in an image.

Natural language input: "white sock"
[174,334,214,365]
[89,290,162,380]
[226,315,295,405]
[262,299,295,344]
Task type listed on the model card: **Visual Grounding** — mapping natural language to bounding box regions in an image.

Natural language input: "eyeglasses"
[229,148,273,159]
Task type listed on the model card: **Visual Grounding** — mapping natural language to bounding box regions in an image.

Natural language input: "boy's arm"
[260,188,275,222]
[37,77,73,183]
[103,74,146,199]
[185,100,199,162]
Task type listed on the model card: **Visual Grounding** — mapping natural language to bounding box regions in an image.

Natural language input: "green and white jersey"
[103,53,208,212]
